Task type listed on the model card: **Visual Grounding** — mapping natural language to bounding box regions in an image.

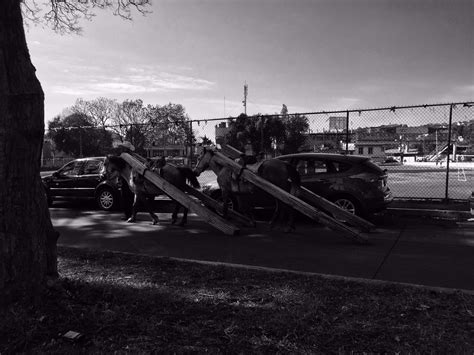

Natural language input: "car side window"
[296,159,307,175]
[312,160,328,174]
[60,161,83,177]
[83,160,103,175]
[332,161,351,173]
[296,159,328,175]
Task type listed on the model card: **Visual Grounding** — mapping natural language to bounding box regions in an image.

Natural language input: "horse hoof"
[171,219,177,225]
[126,218,135,223]
[178,222,186,227]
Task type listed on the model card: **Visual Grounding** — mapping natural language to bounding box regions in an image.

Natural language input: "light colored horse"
[104,155,200,226]
[193,148,301,231]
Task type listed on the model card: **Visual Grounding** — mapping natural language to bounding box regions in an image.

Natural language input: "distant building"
[215,122,229,145]
[144,142,186,158]
[303,132,355,153]
[328,116,347,132]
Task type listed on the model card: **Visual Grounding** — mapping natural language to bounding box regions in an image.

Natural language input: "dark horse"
[104,155,200,226]
[193,148,301,232]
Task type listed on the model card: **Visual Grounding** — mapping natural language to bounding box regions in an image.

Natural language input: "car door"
[49,160,84,198]
[293,157,335,198]
[76,158,105,198]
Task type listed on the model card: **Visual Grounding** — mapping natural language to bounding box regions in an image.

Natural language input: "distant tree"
[71,97,118,128]
[226,113,287,154]
[69,97,118,153]
[281,114,310,154]
[200,135,214,145]
[110,99,150,155]
[147,103,195,152]
[225,106,309,155]
[0,0,150,306]
[48,113,113,157]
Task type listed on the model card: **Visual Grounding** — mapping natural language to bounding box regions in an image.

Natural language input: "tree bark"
[0,0,59,306]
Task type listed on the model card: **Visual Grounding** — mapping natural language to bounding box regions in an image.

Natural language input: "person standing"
[116,141,135,221]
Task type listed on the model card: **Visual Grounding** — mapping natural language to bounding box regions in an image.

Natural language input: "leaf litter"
[0,246,472,354]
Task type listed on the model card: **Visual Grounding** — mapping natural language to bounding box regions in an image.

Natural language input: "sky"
[25,0,473,136]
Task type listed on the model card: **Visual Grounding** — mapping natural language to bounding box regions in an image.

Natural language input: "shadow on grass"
[1,246,473,354]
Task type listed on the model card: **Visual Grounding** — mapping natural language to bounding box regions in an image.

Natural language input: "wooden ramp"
[211,150,369,244]
[296,187,375,232]
[183,185,256,228]
[121,153,240,236]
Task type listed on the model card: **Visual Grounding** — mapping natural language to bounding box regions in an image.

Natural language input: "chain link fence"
[191,102,474,202]
[42,102,473,201]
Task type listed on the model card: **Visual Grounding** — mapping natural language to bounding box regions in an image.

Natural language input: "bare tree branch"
[21,0,151,34]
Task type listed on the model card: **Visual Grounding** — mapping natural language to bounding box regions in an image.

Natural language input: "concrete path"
[51,204,474,291]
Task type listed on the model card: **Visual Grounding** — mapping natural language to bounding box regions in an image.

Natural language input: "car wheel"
[96,187,117,211]
[333,197,357,214]
[330,196,362,222]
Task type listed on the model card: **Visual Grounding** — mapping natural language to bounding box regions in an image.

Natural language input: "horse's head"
[193,147,214,176]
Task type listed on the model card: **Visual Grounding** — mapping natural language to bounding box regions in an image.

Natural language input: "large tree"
[0,0,150,306]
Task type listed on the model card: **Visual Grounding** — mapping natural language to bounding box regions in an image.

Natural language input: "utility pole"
[242,82,248,115]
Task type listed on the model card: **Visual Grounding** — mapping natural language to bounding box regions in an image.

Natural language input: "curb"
[60,246,474,296]
[387,207,472,221]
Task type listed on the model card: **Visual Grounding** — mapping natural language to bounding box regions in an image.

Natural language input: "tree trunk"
[0,0,59,306]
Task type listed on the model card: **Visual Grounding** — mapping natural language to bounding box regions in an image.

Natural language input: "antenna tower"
[242,82,248,115]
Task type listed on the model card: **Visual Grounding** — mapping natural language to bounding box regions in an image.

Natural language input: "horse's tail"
[178,167,201,188]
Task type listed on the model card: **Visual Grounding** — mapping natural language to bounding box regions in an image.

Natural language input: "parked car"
[42,157,121,211]
[201,153,393,218]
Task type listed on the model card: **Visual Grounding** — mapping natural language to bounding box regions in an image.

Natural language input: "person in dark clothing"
[115,141,136,221]
[119,176,134,221]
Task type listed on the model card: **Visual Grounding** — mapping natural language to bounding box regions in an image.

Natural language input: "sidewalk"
[51,205,474,292]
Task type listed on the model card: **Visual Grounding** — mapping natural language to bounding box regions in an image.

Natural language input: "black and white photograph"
[1,0,473,353]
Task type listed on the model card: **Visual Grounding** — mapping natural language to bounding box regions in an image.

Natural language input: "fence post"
[444,104,453,202]
[345,111,350,154]
[188,120,193,167]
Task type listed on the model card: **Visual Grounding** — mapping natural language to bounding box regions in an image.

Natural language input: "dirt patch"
[1,246,473,353]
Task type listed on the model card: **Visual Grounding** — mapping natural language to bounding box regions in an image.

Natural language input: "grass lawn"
[1,246,473,353]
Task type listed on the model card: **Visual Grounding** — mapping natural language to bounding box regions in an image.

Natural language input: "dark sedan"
[42,157,120,210]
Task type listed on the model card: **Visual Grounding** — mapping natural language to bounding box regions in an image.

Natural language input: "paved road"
[50,202,474,291]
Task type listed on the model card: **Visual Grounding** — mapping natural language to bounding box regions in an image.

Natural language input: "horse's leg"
[269,199,280,229]
[135,194,158,225]
[285,184,298,233]
[237,195,256,227]
[171,201,179,225]
[145,195,159,225]
[126,194,139,223]
[221,189,230,219]
[283,205,296,233]
[179,206,188,227]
